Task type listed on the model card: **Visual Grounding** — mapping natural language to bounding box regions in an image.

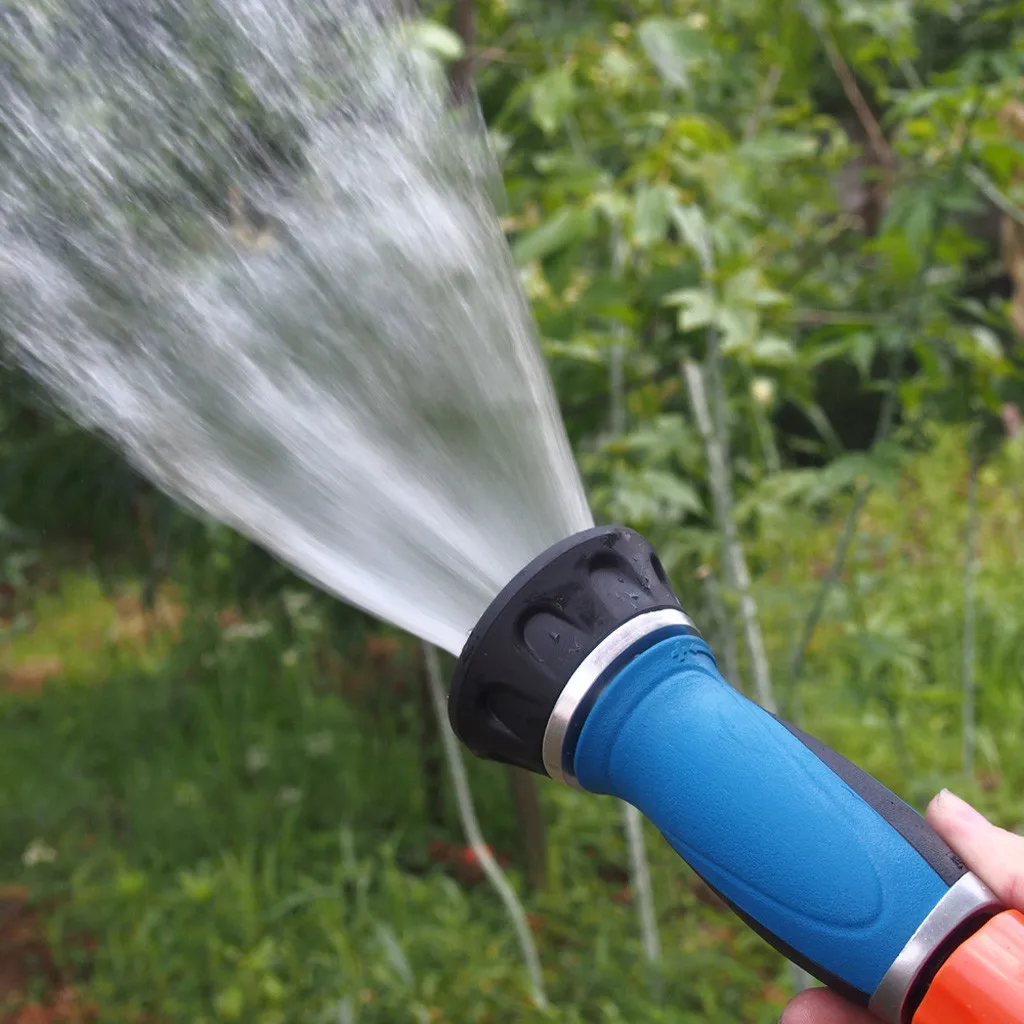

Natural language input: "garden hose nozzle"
[448,525,1024,1023]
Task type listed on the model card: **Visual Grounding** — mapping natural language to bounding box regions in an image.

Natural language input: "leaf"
[670,202,713,270]
[637,18,705,90]
[665,288,716,331]
[633,185,675,248]
[883,188,935,256]
[531,152,605,192]
[847,338,875,384]
[600,46,640,85]
[376,923,415,986]
[939,183,985,216]
[802,402,844,456]
[739,133,818,163]
[841,0,913,40]
[587,298,637,326]
[512,207,594,264]
[670,114,733,151]
[974,141,1024,186]
[529,67,576,136]
[751,335,796,364]
[214,987,245,1021]
[643,470,703,515]
[894,89,947,118]
[988,51,1020,82]
[543,339,605,364]
[610,468,703,524]
[717,305,759,350]
[618,414,703,465]
[723,268,788,308]
[970,326,1004,362]
[404,20,465,61]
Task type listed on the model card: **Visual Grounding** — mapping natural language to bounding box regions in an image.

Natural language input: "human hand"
[780,789,1024,1024]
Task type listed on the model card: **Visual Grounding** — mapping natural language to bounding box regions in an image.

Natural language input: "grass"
[1,423,1022,1023]
[1,572,184,686]
[1,609,786,1023]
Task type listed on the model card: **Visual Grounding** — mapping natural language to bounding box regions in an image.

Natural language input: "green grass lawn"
[0,593,788,1024]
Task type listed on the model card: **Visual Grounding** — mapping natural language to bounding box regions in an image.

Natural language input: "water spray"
[449,525,1024,1023]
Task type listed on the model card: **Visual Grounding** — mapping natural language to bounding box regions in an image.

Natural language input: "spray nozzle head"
[448,525,698,781]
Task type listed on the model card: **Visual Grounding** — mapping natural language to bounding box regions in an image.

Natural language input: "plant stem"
[967,165,1024,229]
[688,235,746,657]
[785,483,872,709]
[880,691,914,781]
[749,380,782,475]
[743,64,783,141]
[962,438,981,779]
[422,643,548,1009]
[508,767,549,891]
[800,2,894,191]
[448,0,476,107]
[623,804,662,969]
[609,342,626,436]
[698,564,744,693]
[416,644,446,826]
[683,358,776,714]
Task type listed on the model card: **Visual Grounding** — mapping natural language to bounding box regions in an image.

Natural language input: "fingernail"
[936,789,987,826]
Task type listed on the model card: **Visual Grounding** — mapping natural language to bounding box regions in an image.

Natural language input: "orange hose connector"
[913,910,1024,1024]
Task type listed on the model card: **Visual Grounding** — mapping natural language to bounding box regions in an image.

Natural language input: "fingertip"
[780,989,875,1024]
[925,787,951,820]
[926,789,991,844]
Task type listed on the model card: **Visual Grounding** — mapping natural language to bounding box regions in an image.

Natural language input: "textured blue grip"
[572,633,949,997]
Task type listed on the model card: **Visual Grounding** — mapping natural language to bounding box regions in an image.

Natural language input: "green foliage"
[472,0,1022,568]
[2,0,1024,1021]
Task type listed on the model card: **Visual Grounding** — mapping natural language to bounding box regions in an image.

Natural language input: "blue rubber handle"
[572,631,963,1003]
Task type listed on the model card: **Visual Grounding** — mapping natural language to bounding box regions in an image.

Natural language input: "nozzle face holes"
[514,600,573,646]
[478,688,523,743]
[520,608,588,672]
[479,682,548,769]
[587,550,624,574]
[588,551,656,619]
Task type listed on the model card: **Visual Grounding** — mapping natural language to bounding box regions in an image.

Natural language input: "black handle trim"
[776,718,967,888]
[686,868,871,1007]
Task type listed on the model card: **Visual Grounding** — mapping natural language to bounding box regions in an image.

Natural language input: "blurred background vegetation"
[1,0,1023,1021]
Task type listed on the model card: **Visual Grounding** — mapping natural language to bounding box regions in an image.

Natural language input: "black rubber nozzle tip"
[447,525,684,777]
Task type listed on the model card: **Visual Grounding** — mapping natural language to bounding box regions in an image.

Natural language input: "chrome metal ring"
[540,607,699,787]
[869,872,1001,1023]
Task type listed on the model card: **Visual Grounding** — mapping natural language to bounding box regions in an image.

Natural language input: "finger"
[926,789,1024,909]
[780,988,875,1024]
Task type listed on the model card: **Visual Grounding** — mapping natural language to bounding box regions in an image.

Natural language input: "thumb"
[926,790,1024,909]
[780,989,874,1023]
